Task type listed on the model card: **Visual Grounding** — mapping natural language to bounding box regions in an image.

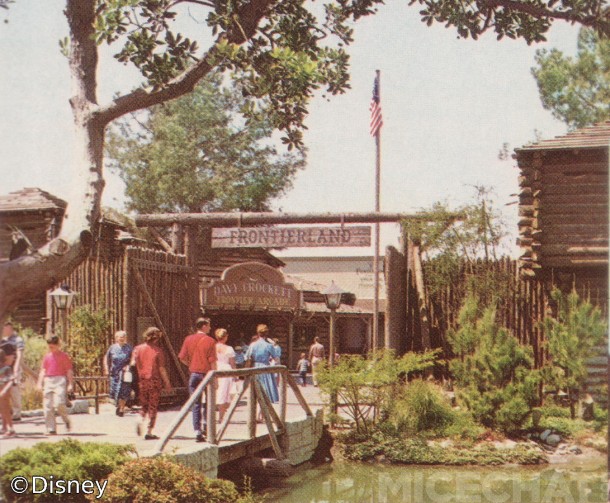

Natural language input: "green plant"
[448,296,541,434]
[20,379,42,411]
[0,440,134,502]
[99,457,259,503]
[67,305,112,376]
[19,327,47,372]
[317,349,438,434]
[542,288,607,418]
[387,380,455,434]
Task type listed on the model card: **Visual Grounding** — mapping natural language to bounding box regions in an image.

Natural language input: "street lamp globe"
[322,281,344,311]
[49,285,77,310]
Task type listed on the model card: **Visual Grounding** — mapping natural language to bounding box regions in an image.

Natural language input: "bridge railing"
[154,366,312,458]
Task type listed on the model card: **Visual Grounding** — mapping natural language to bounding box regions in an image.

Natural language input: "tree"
[532,28,610,129]
[107,74,306,214]
[542,288,607,418]
[0,1,606,322]
[448,295,541,433]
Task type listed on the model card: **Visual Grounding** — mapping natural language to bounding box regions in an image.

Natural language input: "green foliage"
[532,28,610,129]
[386,380,455,435]
[100,457,258,503]
[337,429,547,465]
[21,379,43,411]
[107,73,306,214]
[0,440,134,502]
[542,288,607,396]
[66,305,112,376]
[20,328,47,371]
[402,186,510,301]
[317,349,438,434]
[448,296,541,433]
[92,1,607,151]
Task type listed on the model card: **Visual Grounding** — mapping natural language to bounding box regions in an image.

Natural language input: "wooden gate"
[124,247,199,389]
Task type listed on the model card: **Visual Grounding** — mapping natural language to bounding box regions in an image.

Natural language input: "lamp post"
[322,281,344,368]
[49,285,77,341]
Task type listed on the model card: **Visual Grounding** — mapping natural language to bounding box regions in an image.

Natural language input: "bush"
[387,380,455,434]
[448,296,540,434]
[0,440,134,502]
[317,349,438,434]
[20,328,47,371]
[20,379,43,411]
[99,457,258,503]
[67,305,111,376]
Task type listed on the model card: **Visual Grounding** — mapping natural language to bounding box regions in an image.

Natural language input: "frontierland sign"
[212,225,371,248]
[202,262,300,310]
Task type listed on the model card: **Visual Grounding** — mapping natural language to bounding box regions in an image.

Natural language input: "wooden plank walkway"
[0,384,323,460]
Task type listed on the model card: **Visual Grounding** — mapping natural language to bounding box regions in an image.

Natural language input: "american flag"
[369,74,383,137]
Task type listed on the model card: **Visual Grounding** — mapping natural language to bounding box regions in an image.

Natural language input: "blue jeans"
[189,372,207,433]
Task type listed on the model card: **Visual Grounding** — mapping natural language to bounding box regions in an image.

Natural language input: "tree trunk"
[0,0,102,323]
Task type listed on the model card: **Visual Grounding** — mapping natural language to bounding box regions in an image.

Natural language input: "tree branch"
[96,0,277,127]
[481,0,605,28]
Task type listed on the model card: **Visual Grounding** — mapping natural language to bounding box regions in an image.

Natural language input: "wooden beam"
[149,227,174,254]
[136,211,462,228]
[254,380,285,460]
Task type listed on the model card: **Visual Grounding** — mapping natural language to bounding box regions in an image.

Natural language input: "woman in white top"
[214,328,236,423]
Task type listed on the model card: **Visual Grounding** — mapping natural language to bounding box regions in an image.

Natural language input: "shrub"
[99,457,257,503]
[448,296,541,434]
[0,440,134,502]
[542,288,607,418]
[67,305,112,376]
[387,380,455,434]
[20,379,43,411]
[317,349,438,434]
[20,327,47,371]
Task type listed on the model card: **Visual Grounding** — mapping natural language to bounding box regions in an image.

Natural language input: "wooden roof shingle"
[0,188,67,213]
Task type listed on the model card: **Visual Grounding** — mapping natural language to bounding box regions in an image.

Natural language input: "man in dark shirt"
[178,318,217,442]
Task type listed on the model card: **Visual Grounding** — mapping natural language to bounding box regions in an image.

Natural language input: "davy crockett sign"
[212,225,371,248]
[202,262,300,310]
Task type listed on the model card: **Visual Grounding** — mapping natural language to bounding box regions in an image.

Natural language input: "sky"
[0,1,580,258]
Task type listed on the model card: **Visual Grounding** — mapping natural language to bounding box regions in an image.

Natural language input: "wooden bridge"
[0,367,324,477]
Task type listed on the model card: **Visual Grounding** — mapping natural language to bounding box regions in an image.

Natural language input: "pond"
[262,458,608,503]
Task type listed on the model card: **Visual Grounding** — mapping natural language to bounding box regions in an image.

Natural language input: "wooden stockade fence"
[408,256,607,394]
[58,246,199,388]
[418,257,548,367]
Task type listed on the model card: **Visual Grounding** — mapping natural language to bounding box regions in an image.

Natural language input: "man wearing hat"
[179,318,217,442]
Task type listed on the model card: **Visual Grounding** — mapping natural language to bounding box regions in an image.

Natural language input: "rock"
[568,446,582,455]
[580,394,595,421]
[68,399,90,414]
[22,409,44,418]
[540,429,552,442]
[545,434,561,447]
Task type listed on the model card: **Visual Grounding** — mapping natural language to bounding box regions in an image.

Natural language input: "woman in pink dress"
[214,329,236,423]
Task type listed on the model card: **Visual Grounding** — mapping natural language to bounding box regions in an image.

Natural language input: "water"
[263,459,608,503]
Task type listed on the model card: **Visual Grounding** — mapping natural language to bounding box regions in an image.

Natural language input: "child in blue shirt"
[296,353,310,387]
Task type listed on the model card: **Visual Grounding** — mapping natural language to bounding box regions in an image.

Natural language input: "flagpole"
[372,69,381,353]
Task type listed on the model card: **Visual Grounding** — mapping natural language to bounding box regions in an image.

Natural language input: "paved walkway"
[0,384,324,458]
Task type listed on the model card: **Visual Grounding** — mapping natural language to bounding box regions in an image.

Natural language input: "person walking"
[0,348,16,436]
[296,353,310,387]
[245,324,280,421]
[1,322,24,421]
[214,328,236,423]
[178,318,217,442]
[103,330,133,417]
[131,327,171,440]
[308,337,326,387]
[37,335,73,435]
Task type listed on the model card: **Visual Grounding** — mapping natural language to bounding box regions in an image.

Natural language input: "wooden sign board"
[202,262,300,310]
[212,226,371,248]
